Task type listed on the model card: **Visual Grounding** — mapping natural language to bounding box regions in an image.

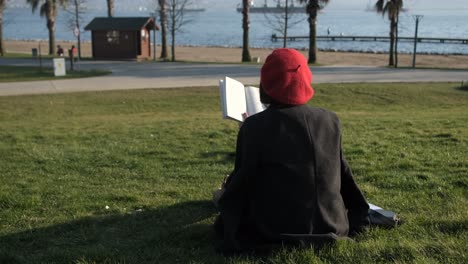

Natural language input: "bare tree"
[26,0,68,55]
[263,0,305,48]
[166,0,194,62]
[241,0,251,62]
[158,0,168,60]
[65,0,86,59]
[106,0,113,17]
[0,0,5,56]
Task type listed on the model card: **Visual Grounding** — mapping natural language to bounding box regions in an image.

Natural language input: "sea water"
[3,7,468,55]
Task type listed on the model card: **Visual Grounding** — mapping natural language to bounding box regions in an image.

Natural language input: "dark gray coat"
[217,104,369,252]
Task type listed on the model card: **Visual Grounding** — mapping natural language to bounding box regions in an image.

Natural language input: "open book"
[368,203,402,227]
[219,76,267,122]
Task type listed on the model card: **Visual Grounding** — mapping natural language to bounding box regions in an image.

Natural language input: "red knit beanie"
[260,48,314,105]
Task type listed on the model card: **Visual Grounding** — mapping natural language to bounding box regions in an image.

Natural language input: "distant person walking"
[70,45,78,61]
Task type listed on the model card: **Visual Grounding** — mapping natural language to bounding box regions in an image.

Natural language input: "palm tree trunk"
[47,18,55,55]
[283,0,289,48]
[107,0,114,17]
[74,0,81,59]
[171,27,175,61]
[394,11,399,68]
[307,4,318,63]
[0,5,4,56]
[159,0,168,59]
[388,18,395,66]
[170,5,175,62]
[241,0,251,62]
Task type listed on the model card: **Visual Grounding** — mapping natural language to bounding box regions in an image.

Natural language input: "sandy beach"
[4,40,468,69]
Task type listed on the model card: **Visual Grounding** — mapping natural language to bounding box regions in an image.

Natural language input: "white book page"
[244,86,266,117]
[219,79,228,119]
[368,203,383,211]
[369,203,395,218]
[223,77,247,122]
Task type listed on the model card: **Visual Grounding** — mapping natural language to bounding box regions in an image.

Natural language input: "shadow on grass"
[201,151,236,165]
[422,220,468,236]
[456,84,468,91]
[0,200,220,263]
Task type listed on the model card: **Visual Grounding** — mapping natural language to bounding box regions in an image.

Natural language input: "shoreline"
[3,40,468,69]
[7,39,468,56]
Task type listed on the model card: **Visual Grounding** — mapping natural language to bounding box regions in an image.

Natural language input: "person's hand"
[212,188,225,208]
[238,112,249,128]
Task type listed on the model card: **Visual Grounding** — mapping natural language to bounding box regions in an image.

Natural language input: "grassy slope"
[0,83,466,263]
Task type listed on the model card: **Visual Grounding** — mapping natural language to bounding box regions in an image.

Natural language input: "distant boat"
[236,0,306,14]
[185,8,206,12]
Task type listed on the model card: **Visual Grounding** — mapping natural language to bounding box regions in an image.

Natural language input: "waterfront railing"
[271,35,468,45]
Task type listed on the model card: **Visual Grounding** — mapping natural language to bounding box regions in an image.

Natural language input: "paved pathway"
[1,58,467,96]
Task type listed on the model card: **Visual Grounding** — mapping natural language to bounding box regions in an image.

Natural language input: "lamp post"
[74,26,80,71]
[283,0,289,48]
[412,15,423,68]
[38,41,43,70]
[150,11,157,61]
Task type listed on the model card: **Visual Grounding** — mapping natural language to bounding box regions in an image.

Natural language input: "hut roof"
[84,17,159,31]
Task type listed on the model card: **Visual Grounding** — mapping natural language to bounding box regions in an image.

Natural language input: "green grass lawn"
[0,65,110,82]
[0,83,467,263]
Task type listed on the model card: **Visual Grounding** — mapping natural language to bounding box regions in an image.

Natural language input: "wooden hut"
[84,17,159,60]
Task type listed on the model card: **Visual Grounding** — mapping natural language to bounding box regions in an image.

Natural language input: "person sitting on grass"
[213,48,370,255]
[57,45,64,57]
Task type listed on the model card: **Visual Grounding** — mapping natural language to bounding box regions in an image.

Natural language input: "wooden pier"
[271,35,468,44]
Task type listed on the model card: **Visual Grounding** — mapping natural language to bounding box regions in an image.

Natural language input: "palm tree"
[158,0,168,60]
[106,0,114,17]
[0,0,5,56]
[241,0,251,62]
[27,0,68,55]
[375,0,403,66]
[298,0,329,64]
